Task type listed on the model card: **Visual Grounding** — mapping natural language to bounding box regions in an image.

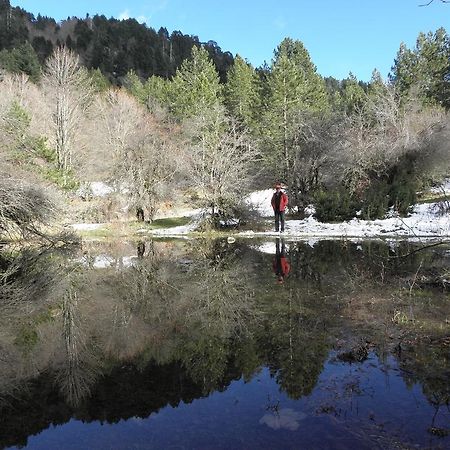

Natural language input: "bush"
[359,178,390,220]
[41,167,79,191]
[314,188,359,222]
[0,175,56,238]
[387,158,418,216]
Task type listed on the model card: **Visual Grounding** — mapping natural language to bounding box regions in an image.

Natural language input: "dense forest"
[0,0,449,237]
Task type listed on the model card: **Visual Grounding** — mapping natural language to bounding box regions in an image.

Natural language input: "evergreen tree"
[0,0,29,50]
[415,28,450,108]
[169,45,222,119]
[341,72,366,115]
[224,55,260,131]
[391,28,450,108]
[0,42,41,82]
[390,42,416,97]
[261,38,329,179]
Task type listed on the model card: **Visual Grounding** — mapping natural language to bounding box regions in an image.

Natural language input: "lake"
[0,237,449,449]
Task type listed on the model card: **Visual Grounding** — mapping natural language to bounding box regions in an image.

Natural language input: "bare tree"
[186,107,259,224]
[284,112,343,212]
[43,47,93,173]
[336,84,446,195]
[99,88,179,222]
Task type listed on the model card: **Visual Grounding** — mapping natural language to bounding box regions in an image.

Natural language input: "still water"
[0,238,449,449]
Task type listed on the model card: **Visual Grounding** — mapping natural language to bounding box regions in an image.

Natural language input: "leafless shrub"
[336,85,447,194]
[0,175,57,239]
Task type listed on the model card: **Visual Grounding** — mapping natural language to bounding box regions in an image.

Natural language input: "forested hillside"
[0,0,233,82]
[0,0,449,238]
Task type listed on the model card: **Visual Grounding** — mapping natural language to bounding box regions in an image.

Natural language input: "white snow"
[90,182,114,197]
[76,182,114,198]
[245,189,274,217]
[430,178,450,194]
[143,197,449,240]
[238,201,449,239]
[70,189,450,241]
[71,223,107,231]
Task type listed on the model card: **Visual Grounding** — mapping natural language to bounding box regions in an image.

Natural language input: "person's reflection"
[273,238,290,284]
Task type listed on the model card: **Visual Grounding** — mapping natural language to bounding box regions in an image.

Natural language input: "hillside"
[0,0,234,83]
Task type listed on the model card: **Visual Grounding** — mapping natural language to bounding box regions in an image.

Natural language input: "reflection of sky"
[21,358,450,450]
[259,408,307,431]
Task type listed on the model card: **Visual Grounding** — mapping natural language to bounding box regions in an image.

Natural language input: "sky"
[11,0,450,82]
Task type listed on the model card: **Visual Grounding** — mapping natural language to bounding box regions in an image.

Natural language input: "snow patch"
[71,223,106,231]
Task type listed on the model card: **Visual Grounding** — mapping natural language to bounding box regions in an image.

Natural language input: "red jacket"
[271,191,288,212]
[273,256,291,277]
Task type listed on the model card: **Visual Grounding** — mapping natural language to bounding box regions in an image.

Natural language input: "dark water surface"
[0,238,449,449]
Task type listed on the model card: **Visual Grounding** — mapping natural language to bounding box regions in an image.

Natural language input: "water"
[0,238,449,449]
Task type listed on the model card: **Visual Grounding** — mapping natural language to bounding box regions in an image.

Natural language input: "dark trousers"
[274,211,285,232]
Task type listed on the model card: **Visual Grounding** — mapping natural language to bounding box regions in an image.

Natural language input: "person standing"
[271,182,288,232]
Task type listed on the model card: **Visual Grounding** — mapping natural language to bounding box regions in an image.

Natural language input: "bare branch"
[419,0,450,6]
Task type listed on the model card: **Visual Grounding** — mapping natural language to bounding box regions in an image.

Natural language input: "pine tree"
[341,72,367,115]
[391,28,450,108]
[390,42,416,98]
[169,45,222,120]
[261,38,329,179]
[224,55,260,131]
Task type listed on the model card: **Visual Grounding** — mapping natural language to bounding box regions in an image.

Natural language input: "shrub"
[314,188,359,222]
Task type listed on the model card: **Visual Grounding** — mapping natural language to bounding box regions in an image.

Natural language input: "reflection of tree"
[258,287,331,399]
[56,285,98,407]
[175,239,261,393]
[0,238,448,447]
[397,341,450,431]
[0,246,66,313]
[0,244,99,407]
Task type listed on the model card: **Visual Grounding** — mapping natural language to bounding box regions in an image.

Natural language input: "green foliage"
[4,100,30,139]
[15,309,54,352]
[125,71,169,109]
[341,72,367,114]
[32,136,56,163]
[0,1,29,50]
[260,38,330,179]
[169,45,222,119]
[89,67,110,93]
[142,216,191,229]
[314,188,359,222]
[144,75,170,109]
[31,36,53,63]
[387,158,419,216]
[359,178,390,220]
[314,152,422,222]
[0,42,41,82]
[391,28,450,108]
[41,167,79,191]
[124,70,146,101]
[359,157,419,220]
[224,55,260,129]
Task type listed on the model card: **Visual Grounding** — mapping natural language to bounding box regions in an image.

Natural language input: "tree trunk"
[136,207,144,222]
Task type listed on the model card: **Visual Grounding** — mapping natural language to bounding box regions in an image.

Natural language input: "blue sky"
[12,0,450,81]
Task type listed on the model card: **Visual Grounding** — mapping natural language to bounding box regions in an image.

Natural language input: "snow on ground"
[154,207,202,219]
[76,182,114,198]
[430,178,450,194]
[71,223,107,231]
[147,197,449,240]
[70,189,449,241]
[239,201,449,239]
